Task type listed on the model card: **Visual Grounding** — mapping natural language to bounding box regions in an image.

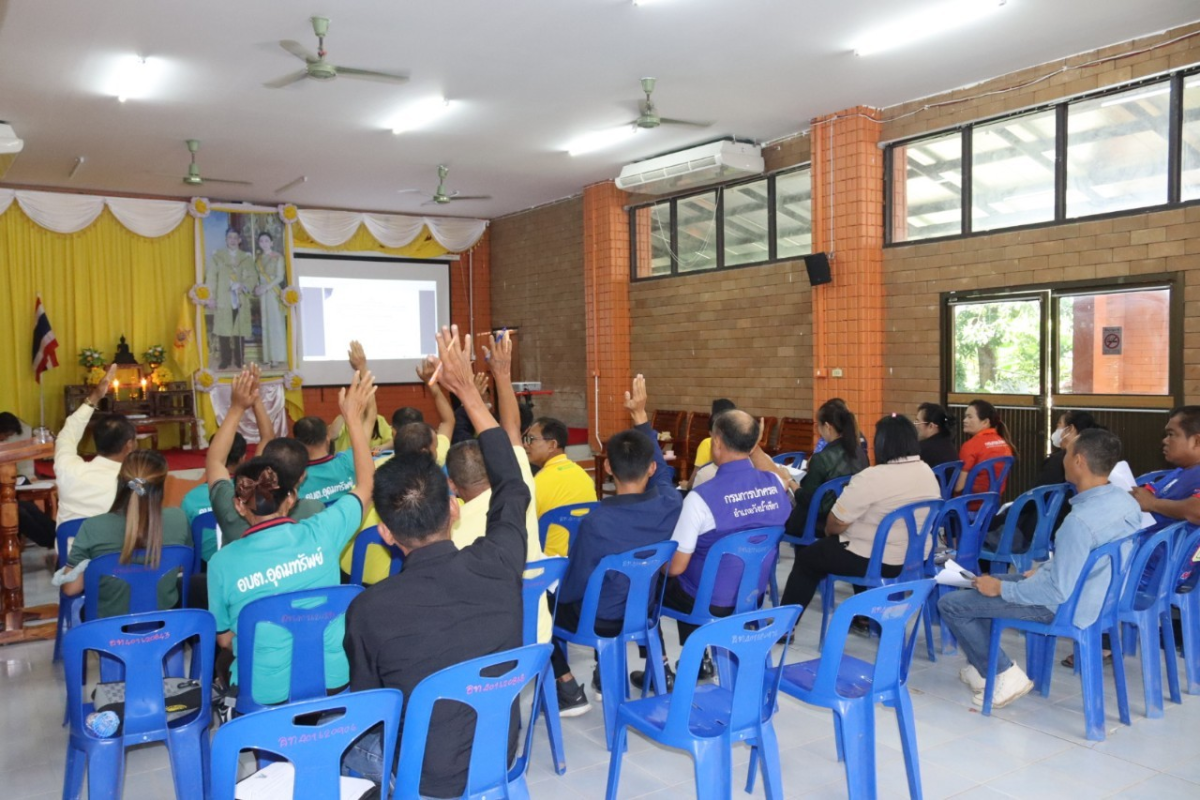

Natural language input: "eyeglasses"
[522,435,552,445]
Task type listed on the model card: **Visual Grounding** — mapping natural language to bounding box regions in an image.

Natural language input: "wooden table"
[16,481,57,521]
[131,416,201,450]
[0,439,57,644]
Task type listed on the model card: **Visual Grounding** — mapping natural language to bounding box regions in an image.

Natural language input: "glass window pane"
[890,131,962,242]
[723,179,769,266]
[972,110,1057,231]
[775,169,812,259]
[952,299,1042,394]
[1067,82,1170,217]
[1183,74,1200,201]
[676,192,717,273]
[1056,289,1170,395]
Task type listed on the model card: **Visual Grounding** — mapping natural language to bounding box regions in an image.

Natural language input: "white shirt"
[54,404,123,525]
[10,420,36,481]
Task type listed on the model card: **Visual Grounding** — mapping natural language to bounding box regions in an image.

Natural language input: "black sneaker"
[849,616,873,637]
[630,663,676,693]
[591,669,602,700]
[556,677,590,717]
[697,651,715,681]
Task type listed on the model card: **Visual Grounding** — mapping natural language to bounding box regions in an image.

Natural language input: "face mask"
[1051,428,1065,448]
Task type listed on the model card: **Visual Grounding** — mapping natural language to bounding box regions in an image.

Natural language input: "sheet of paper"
[935,558,976,588]
[235,762,376,800]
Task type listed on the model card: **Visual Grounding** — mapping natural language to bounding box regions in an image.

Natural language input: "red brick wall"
[490,197,588,426]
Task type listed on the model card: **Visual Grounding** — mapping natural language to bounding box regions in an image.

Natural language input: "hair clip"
[127,477,148,497]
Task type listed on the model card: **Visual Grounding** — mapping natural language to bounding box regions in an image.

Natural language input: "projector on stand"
[512,381,542,392]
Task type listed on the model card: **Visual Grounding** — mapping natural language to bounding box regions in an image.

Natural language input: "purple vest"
[682,459,791,606]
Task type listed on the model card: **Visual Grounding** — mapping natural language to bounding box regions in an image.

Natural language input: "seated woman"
[780,414,940,615]
[62,450,191,618]
[782,399,867,542]
[955,399,1017,496]
[206,365,376,705]
[915,402,959,467]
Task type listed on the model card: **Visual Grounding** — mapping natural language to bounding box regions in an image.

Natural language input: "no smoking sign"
[1102,326,1122,356]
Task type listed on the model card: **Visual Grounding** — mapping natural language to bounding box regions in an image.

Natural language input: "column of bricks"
[811,106,885,454]
[583,181,633,451]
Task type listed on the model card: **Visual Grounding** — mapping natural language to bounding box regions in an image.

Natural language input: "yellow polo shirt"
[534,453,598,556]
[693,437,712,469]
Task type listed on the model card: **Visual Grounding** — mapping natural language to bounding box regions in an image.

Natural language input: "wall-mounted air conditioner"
[615,140,763,195]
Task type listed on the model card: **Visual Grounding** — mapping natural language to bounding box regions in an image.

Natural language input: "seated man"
[206,366,375,703]
[342,324,528,797]
[526,416,597,556]
[552,374,682,714]
[1131,405,1200,530]
[938,429,1142,708]
[1,411,54,548]
[294,415,356,503]
[55,365,136,526]
[664,410,791,679]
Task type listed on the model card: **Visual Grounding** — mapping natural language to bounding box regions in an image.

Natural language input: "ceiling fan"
[266,16,410,88]
[628,77,712,128]
[181,139,250,186]
[398,165,491,205]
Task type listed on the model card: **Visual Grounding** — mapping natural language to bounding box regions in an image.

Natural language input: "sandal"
[1060,651,1112,668]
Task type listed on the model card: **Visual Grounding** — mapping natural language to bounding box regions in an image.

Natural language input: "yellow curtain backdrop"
[0,204,195,446]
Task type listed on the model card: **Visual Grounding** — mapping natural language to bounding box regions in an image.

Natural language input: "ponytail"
[969,399,1019,458]
[817,399,864,464]
[112,451,168,569]
[917,402,956,437]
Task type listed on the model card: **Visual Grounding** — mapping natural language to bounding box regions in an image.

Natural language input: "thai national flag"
[32,296,59,383]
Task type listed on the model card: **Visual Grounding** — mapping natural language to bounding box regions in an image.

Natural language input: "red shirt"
[959,427,1013,494]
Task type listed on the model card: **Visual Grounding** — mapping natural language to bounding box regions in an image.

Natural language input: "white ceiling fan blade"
[336,66,410,84]
[275,176,307,194]
[203,177,254,186]
[264,70,309,89]
[279,40,317,63]
[396,188,423,194]
[658,117,714,128]
[449,195,492,201]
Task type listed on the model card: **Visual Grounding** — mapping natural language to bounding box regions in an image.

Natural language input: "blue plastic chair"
[662,527,784,683]
[769,475,852,605]
[53,518,86,662]
[523,557,569,776]
[235,584,363,715]
[927,492,1001,656]
[211,688,404,800]
[1136,469,1172,487]
[979,483,1071,574]
[83,545,194,621]
[1170,525,1200,695]
[1116,524,1183,718]
[818,500,943,649]
[772,451,806,469]
[932,461,963,501]
[62,609,214,800]
[960,455,1014,497]
[189,510,217,572]
[553,540,677,750]
[981,538,1130,741]
[396,644,552,799]
[348,525,405,586]
[538,501,598,553]
[606,606,801,800]
[780,581,935,800]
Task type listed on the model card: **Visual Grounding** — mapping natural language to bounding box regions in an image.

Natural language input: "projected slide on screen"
[292,253,450,385]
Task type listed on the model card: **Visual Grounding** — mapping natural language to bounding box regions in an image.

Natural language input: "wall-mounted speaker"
[804,252,831,286]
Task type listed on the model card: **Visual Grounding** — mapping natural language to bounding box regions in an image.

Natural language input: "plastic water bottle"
[85,710,120,738]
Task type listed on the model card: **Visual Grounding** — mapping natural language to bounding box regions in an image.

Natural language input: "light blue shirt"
[1001,482,1142,627]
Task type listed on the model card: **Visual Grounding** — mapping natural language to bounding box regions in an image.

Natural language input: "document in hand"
[934,558,976,589]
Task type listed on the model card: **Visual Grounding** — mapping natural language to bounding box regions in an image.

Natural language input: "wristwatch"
[83,398,98,409]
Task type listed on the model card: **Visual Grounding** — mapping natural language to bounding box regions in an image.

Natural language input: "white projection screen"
[292,252,451,386]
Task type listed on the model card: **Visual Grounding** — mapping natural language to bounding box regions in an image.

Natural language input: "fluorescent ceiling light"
[112,56,153,102]
[390,97,453,134]
[853,0,1007,57]
[566,126,638,156]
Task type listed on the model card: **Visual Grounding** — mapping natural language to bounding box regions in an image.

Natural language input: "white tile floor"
[4,548,1198,799]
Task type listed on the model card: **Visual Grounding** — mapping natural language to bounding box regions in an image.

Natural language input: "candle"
[141,378,148,391]
[112,379,119,391]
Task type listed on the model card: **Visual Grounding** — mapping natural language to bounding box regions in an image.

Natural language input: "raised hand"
[415,356,438,385]
[348,340,368,373]
[230,365,260,411]
[338,370,377,422]
[483,329,513,377]
[430,324,477,401]
[623,373,649,425]
[473,371,492,404]
[88,364,121,405]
